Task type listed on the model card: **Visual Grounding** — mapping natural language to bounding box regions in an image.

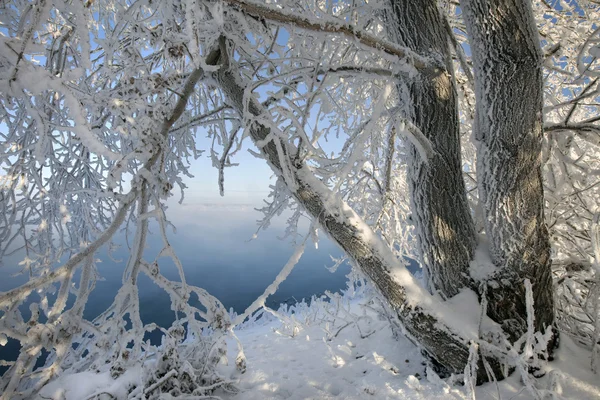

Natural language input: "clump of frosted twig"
[465,279,556,400]
[590,213,600,373]
[553,214,600,371]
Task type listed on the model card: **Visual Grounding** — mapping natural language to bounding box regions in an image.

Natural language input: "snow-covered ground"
[224,317,599,399]
[39,286,600,400]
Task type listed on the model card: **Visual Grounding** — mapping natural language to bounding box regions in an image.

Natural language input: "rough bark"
[211,46,481,377]
[389,0,477,297]
[460,0,555,342]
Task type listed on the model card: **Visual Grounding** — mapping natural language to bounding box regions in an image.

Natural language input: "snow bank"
[37,285,600,400]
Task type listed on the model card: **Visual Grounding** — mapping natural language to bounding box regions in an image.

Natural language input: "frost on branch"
[2,0,600,397]
[0,1,241,398]
[0,0,422,394]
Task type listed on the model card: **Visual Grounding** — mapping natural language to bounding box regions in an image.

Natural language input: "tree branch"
[222,0,431,72]
[212,40,488,379]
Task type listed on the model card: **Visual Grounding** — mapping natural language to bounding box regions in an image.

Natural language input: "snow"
[40,368,141,400]
[395,118,435,164]
[469,235,498,282]
[441,288,484,340]
[224,318,448,400]
[36,287,600,400]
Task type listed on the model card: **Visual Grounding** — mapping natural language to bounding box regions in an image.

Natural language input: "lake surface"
[0,204,420,372]
[0,206,352,368]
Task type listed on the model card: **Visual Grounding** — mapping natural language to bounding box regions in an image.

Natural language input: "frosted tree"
[0,0,599,398]
[0,2,241,398]
[532,0,600,357]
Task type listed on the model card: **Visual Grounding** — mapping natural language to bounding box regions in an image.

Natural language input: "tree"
[388,0,477,298]
[461,0,554,344]
[0,0,599,398]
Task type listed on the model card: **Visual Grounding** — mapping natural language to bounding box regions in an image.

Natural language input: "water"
[0,205,420,374]
[0,207,352,370]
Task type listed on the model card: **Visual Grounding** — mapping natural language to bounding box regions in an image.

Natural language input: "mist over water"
[0,205,353,367]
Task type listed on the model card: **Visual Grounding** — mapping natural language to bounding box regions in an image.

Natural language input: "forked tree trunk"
[213,0,554,379]
[460,0,555,342]
[389,0,477,298]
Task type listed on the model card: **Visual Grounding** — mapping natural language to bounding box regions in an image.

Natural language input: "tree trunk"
[389,0,477,298]
[460,0,555,343]
[211,45,481,377]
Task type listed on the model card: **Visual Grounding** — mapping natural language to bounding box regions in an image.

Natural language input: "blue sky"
[175,139,275,206]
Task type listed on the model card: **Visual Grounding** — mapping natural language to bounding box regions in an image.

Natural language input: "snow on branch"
[395,117,435,163]
[221,0,430,72]
[233,237,306,327]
